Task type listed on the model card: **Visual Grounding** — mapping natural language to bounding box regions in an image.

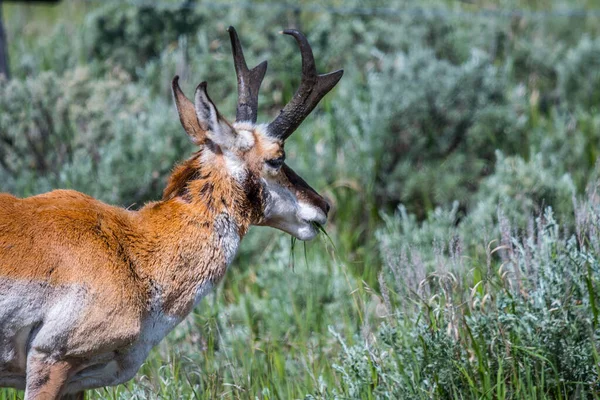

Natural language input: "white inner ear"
[194,86,236,149]
[194,87,220,133]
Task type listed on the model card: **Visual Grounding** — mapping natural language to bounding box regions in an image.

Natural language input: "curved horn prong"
[228,26,268,123]
[267,29,343,141]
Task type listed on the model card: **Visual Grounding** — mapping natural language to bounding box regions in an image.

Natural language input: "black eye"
[266,157,284,169]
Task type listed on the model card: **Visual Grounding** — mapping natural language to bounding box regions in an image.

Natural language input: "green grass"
[95,236,367,399]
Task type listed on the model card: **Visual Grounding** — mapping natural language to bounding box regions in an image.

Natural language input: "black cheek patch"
[243,175,264,219]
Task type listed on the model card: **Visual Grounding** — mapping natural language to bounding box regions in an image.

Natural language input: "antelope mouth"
[293,214,325,241]
[297,202,327,224]
[301,215,327,227]
[295,223,319,241]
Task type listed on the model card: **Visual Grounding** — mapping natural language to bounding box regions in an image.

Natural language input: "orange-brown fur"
[1,147,260,316]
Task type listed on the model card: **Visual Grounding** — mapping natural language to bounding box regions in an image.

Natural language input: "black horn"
[228,26,268,123]
[267,30,343,141]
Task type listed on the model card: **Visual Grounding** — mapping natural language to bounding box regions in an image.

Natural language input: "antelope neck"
[135,186,253,317]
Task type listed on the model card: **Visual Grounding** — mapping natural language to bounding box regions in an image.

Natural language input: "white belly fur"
[0,279,214,393]
[0,279,86,388]
[65,283,215,392]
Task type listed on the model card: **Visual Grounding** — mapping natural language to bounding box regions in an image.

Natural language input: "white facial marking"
[261,177,325,241]
[298,201,327,225]
[233,121,254,131]
[253,123,271,139]
[223,150,247,181]
[201,146,247,182]
[236,130,255,151]
[213,212,241,266]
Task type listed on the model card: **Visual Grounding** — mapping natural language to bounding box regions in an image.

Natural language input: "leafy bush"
[322,187,600,399]
[0,67,189,205]
[332,48,524,218]
[88,2,204,78]
[468,151,576,229]
[557,36,600,110]
[7,1,599,219]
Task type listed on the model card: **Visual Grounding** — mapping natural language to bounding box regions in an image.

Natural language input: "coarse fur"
[0,28,337,399]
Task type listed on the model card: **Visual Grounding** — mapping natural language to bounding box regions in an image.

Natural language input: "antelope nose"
[325,201,331,215]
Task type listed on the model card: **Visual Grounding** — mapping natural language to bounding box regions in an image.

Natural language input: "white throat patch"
[213,212,241,266]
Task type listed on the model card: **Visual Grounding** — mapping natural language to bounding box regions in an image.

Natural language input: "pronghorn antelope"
[0,27,342,399]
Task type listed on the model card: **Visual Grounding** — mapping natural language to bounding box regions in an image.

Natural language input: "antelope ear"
[172,76,207,145]
[194,82,236,149]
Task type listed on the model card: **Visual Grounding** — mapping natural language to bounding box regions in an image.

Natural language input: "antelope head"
[170,27,343,240]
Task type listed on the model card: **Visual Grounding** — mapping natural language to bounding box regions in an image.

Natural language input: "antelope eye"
[265,157,284,169]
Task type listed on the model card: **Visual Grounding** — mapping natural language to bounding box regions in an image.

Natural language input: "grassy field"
[2,0,600,398]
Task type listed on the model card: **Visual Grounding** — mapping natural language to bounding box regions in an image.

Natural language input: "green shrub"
[333,48,524,218]
[0,67,189,205]
[557,36,600,110]
[323,189,600,399]
[469,151,576,229]
[88,2,204,78]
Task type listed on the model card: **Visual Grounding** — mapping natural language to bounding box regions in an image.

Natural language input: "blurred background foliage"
[2,0,600,398]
